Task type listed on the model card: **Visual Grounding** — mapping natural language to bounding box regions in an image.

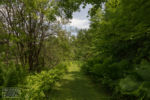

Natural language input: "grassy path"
[49,63,111,100]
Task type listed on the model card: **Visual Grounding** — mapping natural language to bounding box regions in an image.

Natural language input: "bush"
[0,61,26,98]
[0,62,26,87]
[22,63,67,99]
[82,56,150,100]
[54,62,68,74]
[3,63,26,87]
[118,60,150,100]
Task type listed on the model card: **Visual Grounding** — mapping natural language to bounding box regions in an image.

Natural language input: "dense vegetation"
[74,0,150,99]
[0,0,73,99]
[0,0,150,100]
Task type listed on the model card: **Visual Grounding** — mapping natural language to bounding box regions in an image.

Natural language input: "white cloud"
[68,18,90,29]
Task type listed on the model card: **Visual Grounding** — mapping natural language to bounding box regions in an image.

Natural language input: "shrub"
[0,61,26,98]
[0,61,26,87]
[22,63,67,99]
[118,60,150,100]
[82,56,150,100]
[54,62,68,74]
[3,62,26,87]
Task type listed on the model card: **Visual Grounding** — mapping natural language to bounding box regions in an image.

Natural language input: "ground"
[48,62,112,100]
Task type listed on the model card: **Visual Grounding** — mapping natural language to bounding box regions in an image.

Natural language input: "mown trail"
[48,63,111,100]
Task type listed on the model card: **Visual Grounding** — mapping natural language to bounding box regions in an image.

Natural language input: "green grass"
[47,62,112,100]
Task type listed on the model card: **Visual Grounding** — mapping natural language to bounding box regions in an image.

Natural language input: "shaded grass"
[47,63,112,100]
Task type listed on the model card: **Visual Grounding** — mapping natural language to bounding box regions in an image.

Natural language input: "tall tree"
[0,0,69,71]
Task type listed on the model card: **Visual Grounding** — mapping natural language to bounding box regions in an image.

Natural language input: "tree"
[80,0,150,99]
[41,26,72,69]
[0,0,70,71]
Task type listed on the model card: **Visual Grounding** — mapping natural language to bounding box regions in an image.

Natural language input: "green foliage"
[21,63,67,99]
[0,62,26,87]
[0,0,75,72]
[0,0,74,98]
[0,0,150,99]
[42,30,72,68]
[0,65,4,86]
[118,60,150,99]
[119,77,140,93]
[72,29,94,61]
[78,0,150,99]
[0,63,4,98]
[0,61,26,98]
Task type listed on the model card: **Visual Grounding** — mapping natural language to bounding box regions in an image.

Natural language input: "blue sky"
[65,4,92,35]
